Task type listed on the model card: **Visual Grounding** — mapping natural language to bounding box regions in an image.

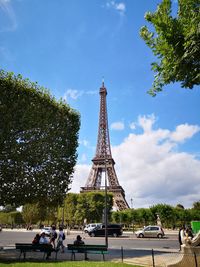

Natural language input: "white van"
[84,223,102,233]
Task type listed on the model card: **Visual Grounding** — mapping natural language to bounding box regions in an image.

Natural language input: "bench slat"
[67,244,108,261]
[15,243,58,260]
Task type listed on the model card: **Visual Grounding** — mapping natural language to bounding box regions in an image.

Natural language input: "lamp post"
[62,204,64,228]
[130,198,133,209]
[104,158,108,248]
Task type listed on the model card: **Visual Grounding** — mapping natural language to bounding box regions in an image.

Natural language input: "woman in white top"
[56,226,65,253]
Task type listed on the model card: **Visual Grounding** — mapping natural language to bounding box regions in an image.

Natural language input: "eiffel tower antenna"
[80,82,129,210]
[102,76,105,87]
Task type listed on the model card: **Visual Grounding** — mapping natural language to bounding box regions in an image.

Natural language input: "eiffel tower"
[80,82,129,210]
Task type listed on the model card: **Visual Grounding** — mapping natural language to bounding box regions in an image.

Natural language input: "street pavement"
[0,229,180,266]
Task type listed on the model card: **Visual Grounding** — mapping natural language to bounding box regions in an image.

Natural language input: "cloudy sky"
[1,0,200,209]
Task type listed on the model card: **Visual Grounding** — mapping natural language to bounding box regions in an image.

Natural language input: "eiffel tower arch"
[80,82,129,210]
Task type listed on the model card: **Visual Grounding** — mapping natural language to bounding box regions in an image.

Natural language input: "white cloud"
[79,139,89,147]
[129,122,136,130]
[115,2,126,13]
[63,89,82,101]
[63,89,97,102]
[80,153,87,162]
[70,115,200,209]
[0,46,13,61]
[170,124,200,142]
[71,164,91,192]
[110,121,124,130]
[106,1,126,15]
[0,0,17,32]
[138,114,156,133]
[86,90,97,95]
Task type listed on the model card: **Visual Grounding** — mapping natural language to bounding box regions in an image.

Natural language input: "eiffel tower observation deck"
[80,82,129,210]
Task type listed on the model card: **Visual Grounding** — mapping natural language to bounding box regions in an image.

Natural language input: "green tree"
[1,205,16,213]
[0,211,23,226]
[189,208,200,221]
[193,200,200,210]
[61,192,113,227]
[111,211,121,224]
[140,0,200,96]
[136,208,154,226]
[150,203,175,227]
[0,70,80,207]
[22,203,40,225]
[176,204,185,209]
[62,193,79,227]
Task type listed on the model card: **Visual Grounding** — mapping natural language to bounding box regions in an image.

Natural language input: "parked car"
[84,223,102,233]
[40,226,52,236]
[88,224,123,237]
[135,225,165,238]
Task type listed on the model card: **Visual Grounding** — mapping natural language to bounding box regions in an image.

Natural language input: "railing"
[120,248,200,267]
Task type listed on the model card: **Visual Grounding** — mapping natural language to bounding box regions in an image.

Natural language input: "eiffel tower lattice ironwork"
[80,82,129,210]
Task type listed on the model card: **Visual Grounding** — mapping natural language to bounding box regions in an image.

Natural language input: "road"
[0,229,179,251]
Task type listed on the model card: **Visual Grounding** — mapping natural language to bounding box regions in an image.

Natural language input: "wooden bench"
[67,244,108,261]
[15,243,58,260]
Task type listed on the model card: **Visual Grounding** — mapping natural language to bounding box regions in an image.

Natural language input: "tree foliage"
[0,210,23,226]
[22,202,58,226]
[22,203,40,225]
[58,192,113,227]
[150,203,175,227]
[140,0,200,96]
[193,200,200,210]
[0,70,80,207]
[112,201,200,229]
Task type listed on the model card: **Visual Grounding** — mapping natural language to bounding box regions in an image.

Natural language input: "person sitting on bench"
[32,233,40,245]
[74,235,84,245]
[74,235,88,260]
[39,232,53,259]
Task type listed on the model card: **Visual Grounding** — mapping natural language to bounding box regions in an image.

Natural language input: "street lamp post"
[62,204,64,228]
[104,159,108,248]
[131,198,133,209]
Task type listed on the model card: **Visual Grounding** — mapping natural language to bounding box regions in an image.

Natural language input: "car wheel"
[139,233,144,238]
[157,233,163,238]
[113,233,118,237]
[90,232,95,237]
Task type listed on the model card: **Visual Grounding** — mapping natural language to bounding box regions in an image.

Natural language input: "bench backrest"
[16,243,33,249]
[15,243,53,251]
[67,244,107,251]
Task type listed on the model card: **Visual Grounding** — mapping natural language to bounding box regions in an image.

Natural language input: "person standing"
[50,225,57,249]
[56,226,65,253]
[178,225,185,250]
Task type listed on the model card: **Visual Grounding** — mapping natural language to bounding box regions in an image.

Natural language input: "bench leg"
[19,250,26,259]
[102,252,105,261]
[23,251,26,259]
[18,250,22,259]
[71,251,75,261]
[84,252,89,260]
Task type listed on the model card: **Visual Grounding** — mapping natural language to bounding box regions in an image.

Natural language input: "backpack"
[62,233,65,240]
[54,232,57,239]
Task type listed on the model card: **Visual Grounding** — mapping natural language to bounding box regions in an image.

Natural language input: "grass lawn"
[0,262,143,267]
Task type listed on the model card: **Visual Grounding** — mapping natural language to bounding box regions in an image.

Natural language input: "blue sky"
[1,0,200,209]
